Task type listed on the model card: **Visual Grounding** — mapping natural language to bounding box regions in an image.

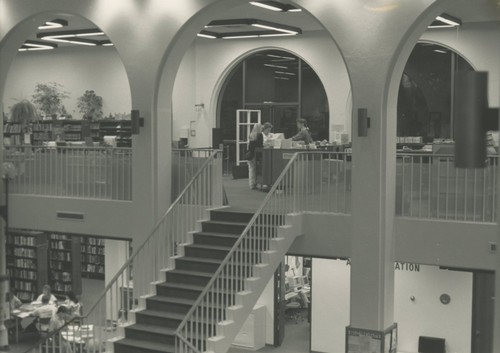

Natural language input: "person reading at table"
[30,295,56,334]
[48,306,73,353]
[34,284,57,305]
[63,291,82,317]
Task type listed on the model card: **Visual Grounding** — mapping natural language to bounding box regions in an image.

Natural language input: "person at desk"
[62,291,82,317]
[30,295,57,334]
[291,118,313,145]
[34,284,58,305]
[247,123,273,190]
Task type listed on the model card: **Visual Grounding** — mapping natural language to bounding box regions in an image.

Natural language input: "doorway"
[245,104,299,138]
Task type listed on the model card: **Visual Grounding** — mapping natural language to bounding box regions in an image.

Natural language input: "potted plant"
[32,82,69,119]
[9,100,38,124]
[77,90,103,120]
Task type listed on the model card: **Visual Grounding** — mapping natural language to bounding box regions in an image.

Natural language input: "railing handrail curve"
[175,150,306,337]
[84,149,221,315]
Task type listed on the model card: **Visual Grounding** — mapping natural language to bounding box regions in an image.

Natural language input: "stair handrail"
[85,149,222,315]
[175,151,302,350]
[20,149,223,353]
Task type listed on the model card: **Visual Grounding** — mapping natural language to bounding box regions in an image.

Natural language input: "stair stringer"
[204,212,304,353]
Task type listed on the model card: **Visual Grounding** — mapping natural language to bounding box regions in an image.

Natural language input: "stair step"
[135,309,185,328]
[114,338,174,353]
[125,323,176,345]
[155,282,204,299]
[166,268,213,286]
[202,220,248,235]
[146,295,195,314]
[184,243,232,260]
[192,232,240,247]
[210,209,254,223]
[175,256,223,273]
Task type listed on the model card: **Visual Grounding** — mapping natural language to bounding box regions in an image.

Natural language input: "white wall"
[256,277,275,345]
[171,30,352,147]
[311,259,472,353]
[3,46,131,118]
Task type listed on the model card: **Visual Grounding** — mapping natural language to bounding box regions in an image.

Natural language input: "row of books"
[81,245,105,255]
[10,259,36,269]
[50,252,72,261]
[51,241,71,250]
[12,236,37,246]
[8,268,36,280]
[12,247,36,258]
[82,264,105,274]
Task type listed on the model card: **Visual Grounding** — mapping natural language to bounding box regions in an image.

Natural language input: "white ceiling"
[22,1,500,50]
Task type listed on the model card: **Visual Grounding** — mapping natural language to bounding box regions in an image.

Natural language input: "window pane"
[302,62,329,141]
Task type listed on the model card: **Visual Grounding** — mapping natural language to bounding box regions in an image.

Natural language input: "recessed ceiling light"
[38,19,68,30]
[428,13,462,28]
[222,34,260,40]
[251,23,298,34]
[267,54,295,60]
[433,49,447,54]
[274,76,290,80]
[198,32,218,39]
[275,71,296,76]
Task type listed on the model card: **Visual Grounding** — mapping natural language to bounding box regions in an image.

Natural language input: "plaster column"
[294,1,448,351]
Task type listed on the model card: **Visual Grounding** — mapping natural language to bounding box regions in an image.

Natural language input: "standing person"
[247,124,263,190]
[291,118,313,145]
[262,122,273,144]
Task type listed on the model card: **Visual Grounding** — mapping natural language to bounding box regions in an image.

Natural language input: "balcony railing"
[396,153,497,223]
[3,146,132,201]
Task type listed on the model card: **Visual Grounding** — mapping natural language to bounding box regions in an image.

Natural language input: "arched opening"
[217,49,330,152]
[389,3,500,353]
[397,42,474,142]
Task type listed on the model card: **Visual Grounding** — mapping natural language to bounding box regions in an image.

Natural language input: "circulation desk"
[255,147,343,186]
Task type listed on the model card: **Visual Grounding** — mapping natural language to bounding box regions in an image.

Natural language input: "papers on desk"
[16,312,31,319]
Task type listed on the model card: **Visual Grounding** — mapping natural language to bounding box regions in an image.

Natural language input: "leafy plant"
[77,90,103,120]
[32,82,69,118]
[10,99,38,124]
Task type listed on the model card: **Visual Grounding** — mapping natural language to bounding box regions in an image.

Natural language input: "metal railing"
[175,151,349,352]
[172,148,216,201]
[22,150,223,353]
[4,146,132,201]
[396,153,498,222]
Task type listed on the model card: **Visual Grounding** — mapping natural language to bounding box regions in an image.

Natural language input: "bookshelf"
[3,122,24,146]
[6,230,49,302]
[81,236,105,280]
[4,119,132,147]
[49,233,82,297]
[99,120,132,147]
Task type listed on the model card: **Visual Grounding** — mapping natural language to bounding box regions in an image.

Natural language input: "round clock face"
[440,293,451,305]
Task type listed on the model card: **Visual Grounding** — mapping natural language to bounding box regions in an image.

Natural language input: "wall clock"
[440,293,451,305]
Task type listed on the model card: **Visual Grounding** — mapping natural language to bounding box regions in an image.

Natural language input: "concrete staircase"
[112,207,302,353]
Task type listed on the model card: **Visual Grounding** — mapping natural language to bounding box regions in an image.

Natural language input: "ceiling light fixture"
[428,13,462,28]
[275,71,296,76]
[38,19,68,30]
[202,19,302,39]
[267,54,295,60]
[264,63,288,69]
[197,32,218,39]
[250,1,282,12]
[38,29,109,46]
[251,23,298,34]
[19,40,57,52]
[249,1,302,13]
[274,76,290,80]
[433,49,447,54]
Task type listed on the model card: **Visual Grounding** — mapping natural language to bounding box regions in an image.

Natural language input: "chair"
[37,316,52,335]
[285,300,302,323]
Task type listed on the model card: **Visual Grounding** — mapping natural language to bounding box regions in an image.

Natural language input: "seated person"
[30,295,56,333]
[291,118,313,145]
[62,291,82,317]
[48,306,73,353]
[9,292,22,312]
[33,285,57,305]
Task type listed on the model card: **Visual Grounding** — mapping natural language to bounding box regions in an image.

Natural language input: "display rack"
[3,122,23,146]
[49,233,82,296]
[6,230,49,302]
[81,236,105,280]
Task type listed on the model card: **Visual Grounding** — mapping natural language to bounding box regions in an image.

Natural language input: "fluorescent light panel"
[249,1,282,12]
[264,63,288,69]
[19,40,57,52]
[428,13,462,28]
[251,23,297,34]
[201,19,301,40]
[249,1,302,13]
[38,29,110,47]
[275,70,296,76]
[267,54,295,60]
[38,19,68,30]
[433,49,447,54]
